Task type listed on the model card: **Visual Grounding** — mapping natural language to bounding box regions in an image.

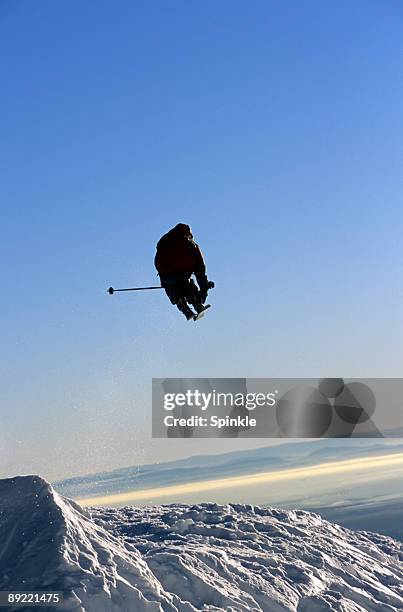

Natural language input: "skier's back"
[155,223,213,319]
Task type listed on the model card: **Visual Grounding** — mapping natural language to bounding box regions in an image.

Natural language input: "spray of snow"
[1,476,402,611]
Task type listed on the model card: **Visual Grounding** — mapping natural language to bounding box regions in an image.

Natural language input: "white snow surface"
[1,476,403,612]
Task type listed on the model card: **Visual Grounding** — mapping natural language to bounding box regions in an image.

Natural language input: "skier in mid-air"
[155,223,214,320]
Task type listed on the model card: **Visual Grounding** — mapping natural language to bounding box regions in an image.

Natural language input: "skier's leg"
[163,284,178,305]
[176,297,196,320]
[185,278,206,314]
[174,280,197,319]
[162,279,196,320]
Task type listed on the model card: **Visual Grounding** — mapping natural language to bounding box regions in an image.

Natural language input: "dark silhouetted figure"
[155,224,213,320]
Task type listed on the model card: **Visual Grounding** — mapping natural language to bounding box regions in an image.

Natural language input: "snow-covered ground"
[1,476,402,611]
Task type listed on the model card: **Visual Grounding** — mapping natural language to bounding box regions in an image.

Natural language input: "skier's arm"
[192,242,208,289]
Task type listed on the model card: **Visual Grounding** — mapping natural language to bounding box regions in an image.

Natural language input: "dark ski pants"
[160,274,203,315]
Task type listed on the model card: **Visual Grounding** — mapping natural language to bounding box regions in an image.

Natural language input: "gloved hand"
[199,280,214,303]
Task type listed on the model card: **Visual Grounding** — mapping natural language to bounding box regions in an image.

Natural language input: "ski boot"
[176,298,196,321]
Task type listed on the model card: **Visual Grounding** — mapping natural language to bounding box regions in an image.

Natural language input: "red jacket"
[155,228,205,277]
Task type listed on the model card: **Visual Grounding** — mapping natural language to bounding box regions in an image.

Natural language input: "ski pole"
[108,286,164,295]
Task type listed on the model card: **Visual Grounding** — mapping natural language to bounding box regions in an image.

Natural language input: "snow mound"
[92,503,403,612]
[1,476,403,611]
[0,476,180,611]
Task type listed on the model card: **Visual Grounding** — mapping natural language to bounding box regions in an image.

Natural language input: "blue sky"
[1,1,402,480]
